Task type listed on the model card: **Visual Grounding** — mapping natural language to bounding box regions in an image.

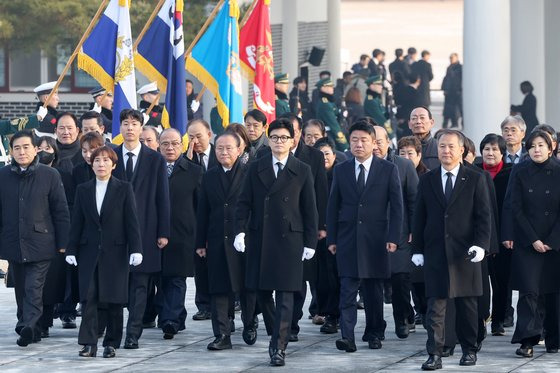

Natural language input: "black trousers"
[291,281,307,335]
[11,260,51,336]
[339,277,384,342]
[126,272,157,339]
[79,269,123,348]
[426,297,478,356]
[211,293,233,336]
[391,273,414,326]
[143,274,162,324]
[512,292,560,348]
[270,291,294,351]
[316,245,340,318]
[411,282,427,316]
[488,251,513,324]
[159,275,187,331]
[245,290,275,336]
[194,255,210,312]
[58,265,79,319]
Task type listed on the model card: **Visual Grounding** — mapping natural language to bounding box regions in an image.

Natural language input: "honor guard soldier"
[315,78,349,152]
[364,75,389,129]
[33,81,59,134]
[137,82,163,130]
[88,87,113,134]
[274,73,290,117]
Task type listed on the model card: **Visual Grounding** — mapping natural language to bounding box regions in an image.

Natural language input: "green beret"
[315,78,334,88]
[365,75,382,85]
[274,73,289,84]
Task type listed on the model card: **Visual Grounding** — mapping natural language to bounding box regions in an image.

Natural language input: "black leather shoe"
[162,323,177,340]
[230,318,235,333]
[123,336,139,349]
[289,333,299,342]
[421,355,442,370]
[459,353,477,366]
[516,345,533,357]
[546,347,558,353]
[16,326,33,347]
[79,345,98,357]
[103,346,116,358]
[368,337,382,349]
[40,328,50,338]
[491,322,506,336]
[207,335,232,350]
[192,310,212,320]
[320,319,338,334]
[504,313,514,328]
[441,346,455,357]
[396,324,409,339]
[61,317,77,329]
[242,327,257,345]
[270,350,286,366]
[415,313,424,325]
[335,338,357,352]
[142,320,156,329]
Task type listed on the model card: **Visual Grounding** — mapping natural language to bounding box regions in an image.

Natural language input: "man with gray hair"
[500,115,526,164]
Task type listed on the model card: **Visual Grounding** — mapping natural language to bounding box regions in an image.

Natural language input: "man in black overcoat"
[112,109,170,349]
[158,128,203,339]
[235,118,318,366]
[412,129,492,370]
[411,51,433,107]
[327,121,403,353]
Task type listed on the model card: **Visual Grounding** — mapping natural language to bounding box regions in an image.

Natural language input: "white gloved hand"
[92,103,102,113]
[468,246,485,263]
[37,106,48,121]
[65,255,78,266]
[234,233,246,253]
[302,247,315,261]
[411,254,424,267]
[191,100,200,112]
[142,113,149,125]
[129,253,143,266]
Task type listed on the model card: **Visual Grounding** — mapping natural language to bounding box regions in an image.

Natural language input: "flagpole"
[239,0,258,28]
[184,0,225,59]
[43,0,110,108]
[133,0,166,51]
[195,87,206,101]
[146,93,161,115]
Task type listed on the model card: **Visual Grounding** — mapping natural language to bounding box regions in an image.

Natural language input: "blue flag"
[185,0,243,127]
[135,0,187,136]
[78,0,137,144]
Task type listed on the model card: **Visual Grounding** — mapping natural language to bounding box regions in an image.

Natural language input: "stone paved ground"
[0,279,558,372]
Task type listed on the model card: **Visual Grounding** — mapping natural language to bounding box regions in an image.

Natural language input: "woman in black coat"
[66,146,142,358]
[508,131,560,357]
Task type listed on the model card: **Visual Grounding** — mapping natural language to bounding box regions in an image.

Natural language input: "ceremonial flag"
[135,0,188,136]
[239,0,275,124]
[185,0,243,127]
[78,0,137,143]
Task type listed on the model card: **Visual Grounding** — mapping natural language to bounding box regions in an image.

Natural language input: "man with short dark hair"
[56,112,82,173]
[408,106,440,170]
[389,48,407,83]
[244,109,269,161]
[412,50,434,107]
[186,79,203,120]
[327,121,403,352]
[0,130,70,347]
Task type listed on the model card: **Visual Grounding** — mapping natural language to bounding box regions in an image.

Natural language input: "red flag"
[239,0,275,123]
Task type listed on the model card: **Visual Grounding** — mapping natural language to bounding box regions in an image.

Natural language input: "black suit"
[113,143,170,342]
[236,153,318,351]
[327,156,403,342]
[412,164,491,356]
[511,93,539,137]
[411,59,433,107]
[68,177,142,348]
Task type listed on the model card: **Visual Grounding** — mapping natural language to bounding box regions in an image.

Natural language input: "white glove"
[142,113,149,125]
[65,255,78,266]
[92,103,102,113]
[191,100,200,112]
[129,253,143,266]
[302,247,315,261]
[411,254,424,267]
[234,233,245,253]
[468,246,485,263]
[37,106,48,121]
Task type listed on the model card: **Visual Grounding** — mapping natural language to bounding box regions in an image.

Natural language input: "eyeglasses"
[160,141,181,148]
[269,135,292,143]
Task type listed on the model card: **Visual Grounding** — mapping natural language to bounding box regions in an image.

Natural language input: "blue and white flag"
[135,0,187,137]
[78,0,137,143]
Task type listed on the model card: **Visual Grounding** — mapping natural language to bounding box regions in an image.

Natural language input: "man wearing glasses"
[235,118,318,366]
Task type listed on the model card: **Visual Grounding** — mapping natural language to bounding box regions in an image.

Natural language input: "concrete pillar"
[327,0,341,78]
[463,0,510,148]
[510,0,545,122]
[544,0,560,126]
[282,0,299,81]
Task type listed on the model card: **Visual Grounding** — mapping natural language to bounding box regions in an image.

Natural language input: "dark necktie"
[225,169,232,181]
[356,164,365,195]
[198,153,206,171]
[508,154,517,164]
[276,162,284,179]
[126,152,134,181]
[444,171,453,202]
[167,163,174,177]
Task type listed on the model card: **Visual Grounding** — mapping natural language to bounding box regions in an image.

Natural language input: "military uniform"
[87,87,113,133]
[209,106,224,136]
[364,75,393,138]
[32,82,59,134]
[0,115,41,165]
[137,82,163,129]
[274,73,290,116]
[315,78,348,152]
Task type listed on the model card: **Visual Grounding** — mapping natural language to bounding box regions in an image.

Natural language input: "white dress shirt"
[505,148,523,164]
[441,163,461,191]
[122,142,142,172]
[272,154,288,178]
[96,179,109,214]
[355,155,374,182]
